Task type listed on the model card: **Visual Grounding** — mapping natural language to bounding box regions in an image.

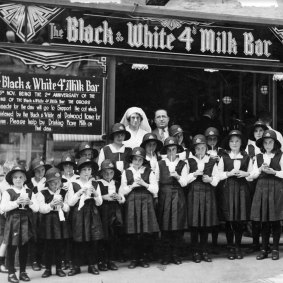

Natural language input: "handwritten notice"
[0,74,104,134]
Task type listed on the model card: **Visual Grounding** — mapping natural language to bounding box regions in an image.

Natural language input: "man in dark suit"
[152,109,170,143]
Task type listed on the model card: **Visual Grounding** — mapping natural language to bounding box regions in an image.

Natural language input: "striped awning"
[53,134,104,142]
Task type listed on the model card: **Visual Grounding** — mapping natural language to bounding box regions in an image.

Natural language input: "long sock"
[271,221,281,251]
[261,222,270,251]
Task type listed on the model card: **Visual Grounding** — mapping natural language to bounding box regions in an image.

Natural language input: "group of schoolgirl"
[1,120,283,283]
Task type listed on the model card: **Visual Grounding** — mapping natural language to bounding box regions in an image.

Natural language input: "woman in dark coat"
[250,130,283,260]
[187,134,219,263]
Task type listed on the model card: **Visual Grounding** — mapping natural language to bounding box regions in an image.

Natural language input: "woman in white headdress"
[120,107,151,149]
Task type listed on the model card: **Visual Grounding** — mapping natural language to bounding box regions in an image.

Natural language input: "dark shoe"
[128,260,138,269]
[192,252,202,263]
[68,267,81,276]
[8,274,19,283]
[88,265,99,275]
[256,250,268,260]
[139,259,149,268]
[272,250,279,260]
[32,261,41,271]
[171,255,182,265]
[0,264,8,273]
[98,262,108,271]
[107,261,118,271]
[56,269,66,277]
[202,252,212,262]
[41,269,52,278]
[227,248,235,260]
[19,272,30,282]
[235,248,243,260]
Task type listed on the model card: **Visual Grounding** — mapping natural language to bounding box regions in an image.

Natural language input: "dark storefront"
[0,0,283,167]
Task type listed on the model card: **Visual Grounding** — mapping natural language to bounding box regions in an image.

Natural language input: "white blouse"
[97,178,125,203]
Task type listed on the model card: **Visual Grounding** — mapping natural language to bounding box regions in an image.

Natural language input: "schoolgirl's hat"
[140,133,163,151]
[98,159,121,178]
[76,142,98,159]
[6,165,29,185]
[256,130,281,149]
[228,129,242,138]
[57,153,76,171]
[30,158,52,173]
[160,137,184,155]
[45,167,63,183]
[205,127,219,137]
[222,130,246,150]
[130,147,146,159]
[169,125,184,137]
[77,157,99,172]
[192,134,207,146]
[249,121,268,141]
[109,123,131,141]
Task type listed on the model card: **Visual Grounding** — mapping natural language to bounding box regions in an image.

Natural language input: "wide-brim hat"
[127,147,146,163]
[76,142,98,159]
[192,134,207,146]
[160,137,184,155]
[205,127,219,137]
[249,121,268,141]
[57,153,77,171]
[77,157,99,172]
[109,123,131,141]
[222,130,247,150]
[29,158,52,176]
[45,167,64,183]
[140,133,163,151]
[6,165,29,185]
[98,159,121,179]
[169,125,184,137]
[256,129,281,149]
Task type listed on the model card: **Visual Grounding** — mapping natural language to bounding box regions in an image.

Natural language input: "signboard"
[0,73,104,134]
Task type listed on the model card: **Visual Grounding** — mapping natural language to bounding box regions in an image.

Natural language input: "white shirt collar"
[98,179,115,186]
[191,154,210,163]
[109,143,126,153]
[128,165,146,174]
[32,177,46,186]
[229,152,243,159]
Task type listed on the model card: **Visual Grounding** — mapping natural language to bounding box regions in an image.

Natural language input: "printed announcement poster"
[0,74,104,134]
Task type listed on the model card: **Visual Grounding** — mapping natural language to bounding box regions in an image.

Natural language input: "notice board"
[0,73,104,134]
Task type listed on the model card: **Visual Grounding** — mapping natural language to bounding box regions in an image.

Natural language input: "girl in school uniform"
[76,142,99,161]
[37,167,70,278]
[119,147,159,269]
[187,135,219,263]
[97,160,123,271]
[250,130,283,260]
[67,157,103,276]
[204,127,224,252]
[155,137,188,265]
[218,130,253,260]
[98,123,132,173]
[245,121,268,254]
[169,125,190,160]
[1,165,39,283]
[26,158,52,272]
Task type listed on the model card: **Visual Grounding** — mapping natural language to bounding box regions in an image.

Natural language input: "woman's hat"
[256,130,281,149]
[140,133,163,151]
[109,123,131,141]
[222,130,246,150]
[77,157,99,172]
[169,125,184,137]
[45,167,63,183]
[76,142,98,159]
[192,134,207,146]
[6,165,29,185]
[130,147,146,159]
[30,158,52,173]
[160,137,184,155]
[98,159,121,178]
[249,121,268,141]
[205,127,219,137]
[57,153,76,171]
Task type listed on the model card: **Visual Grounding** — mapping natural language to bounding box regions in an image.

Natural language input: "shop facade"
[0,0,283,168]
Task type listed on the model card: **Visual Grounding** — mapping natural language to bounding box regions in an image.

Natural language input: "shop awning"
[53,134,103,142]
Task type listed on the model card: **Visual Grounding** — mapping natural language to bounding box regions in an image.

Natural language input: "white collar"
[263,152,275,158]
[109,143,126,153]
[191,154,210,163]
[247,139,256,146]
[32,177,46,186]
[12,186,26,193]
[159,127,168,133]
[128,165,146,174]
[98,179,115,186]
[164,157,180,165]
[229,152,243,159]
[146,154,157,161]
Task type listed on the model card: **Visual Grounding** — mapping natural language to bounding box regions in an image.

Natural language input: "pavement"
[1,233,283,283]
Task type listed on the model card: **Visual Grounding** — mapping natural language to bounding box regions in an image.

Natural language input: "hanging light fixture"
[222,96,232,104]
[131,64,149,70]
[260,85,268,95]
